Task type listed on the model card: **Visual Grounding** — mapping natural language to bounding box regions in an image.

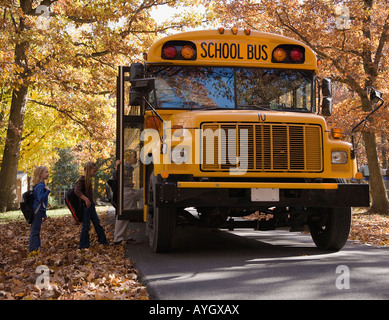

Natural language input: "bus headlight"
[331,151,348,164]
[171,147,189,164]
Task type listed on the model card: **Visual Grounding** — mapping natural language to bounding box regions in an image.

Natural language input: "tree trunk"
[382,132,387,169]
[0,42,29,212]
[363,131,389,214]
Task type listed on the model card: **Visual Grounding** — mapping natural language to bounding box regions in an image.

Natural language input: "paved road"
[125,222,389,300]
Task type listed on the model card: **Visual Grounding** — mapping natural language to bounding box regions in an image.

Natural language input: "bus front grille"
[201,123,323,172]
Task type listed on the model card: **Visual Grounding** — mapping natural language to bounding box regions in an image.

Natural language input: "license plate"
[251,188,279,202]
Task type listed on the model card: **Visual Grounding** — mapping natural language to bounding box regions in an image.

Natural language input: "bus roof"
[146,29,318,73]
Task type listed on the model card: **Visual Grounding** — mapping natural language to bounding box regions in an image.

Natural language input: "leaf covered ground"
[349,209,389,247]
[0,208,148,300]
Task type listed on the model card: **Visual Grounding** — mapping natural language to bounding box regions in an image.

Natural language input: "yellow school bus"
[116,28,369,253]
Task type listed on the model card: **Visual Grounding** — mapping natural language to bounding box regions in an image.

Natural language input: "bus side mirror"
[321,78,332,97]
[367,87,383,105]
[129,63,155,106]
[130,63,145,80]
[322,97,332,116]
[321,78,332,116]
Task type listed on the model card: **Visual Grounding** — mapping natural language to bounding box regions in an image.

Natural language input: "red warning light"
[290,47,304,62]
[163,45,178,59]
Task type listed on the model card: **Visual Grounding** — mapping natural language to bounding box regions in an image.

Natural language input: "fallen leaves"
[349,209,389,247]
[0,209,149,300]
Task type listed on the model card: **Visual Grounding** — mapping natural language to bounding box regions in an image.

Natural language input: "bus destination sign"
[199,42,269,61]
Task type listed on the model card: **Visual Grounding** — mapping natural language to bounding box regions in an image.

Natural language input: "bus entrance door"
[117,66,144,221]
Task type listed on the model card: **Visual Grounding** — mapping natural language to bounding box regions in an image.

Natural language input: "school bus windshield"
[148,66,313,112]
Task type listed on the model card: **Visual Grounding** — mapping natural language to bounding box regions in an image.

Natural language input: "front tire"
[146,171,176,253]
[309,207,351,251]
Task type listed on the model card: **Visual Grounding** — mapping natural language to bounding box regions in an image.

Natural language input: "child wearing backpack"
[29,166,51,253]
[74,161,109,249]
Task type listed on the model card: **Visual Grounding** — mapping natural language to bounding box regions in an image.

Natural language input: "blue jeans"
[29,211,44,252]
[79,203,108,249]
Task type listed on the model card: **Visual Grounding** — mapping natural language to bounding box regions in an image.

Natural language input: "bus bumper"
[155,181,370,208]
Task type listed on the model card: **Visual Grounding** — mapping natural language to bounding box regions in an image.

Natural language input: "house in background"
[16,171,28,203]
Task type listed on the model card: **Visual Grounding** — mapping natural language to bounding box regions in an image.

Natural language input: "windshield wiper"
[237,104,272,110]
[238,103,303,111]
[191,105,224,110]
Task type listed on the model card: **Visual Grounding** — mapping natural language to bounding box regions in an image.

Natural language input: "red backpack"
[65,188,83,222]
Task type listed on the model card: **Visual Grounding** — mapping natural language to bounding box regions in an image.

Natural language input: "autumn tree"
[50,147,79,192]
[0,0,204,212]
[207,0,389,213]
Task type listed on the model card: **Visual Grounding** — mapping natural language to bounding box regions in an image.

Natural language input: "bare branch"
[374,13,389,70]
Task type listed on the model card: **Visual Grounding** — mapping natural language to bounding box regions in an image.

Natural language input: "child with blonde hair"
[74,161,108,249]
[29,166,51,253]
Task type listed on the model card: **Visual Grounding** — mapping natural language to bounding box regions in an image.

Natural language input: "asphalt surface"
[125,221,389,300]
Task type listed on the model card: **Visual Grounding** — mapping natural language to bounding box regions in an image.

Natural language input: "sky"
[150,3,210,31]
